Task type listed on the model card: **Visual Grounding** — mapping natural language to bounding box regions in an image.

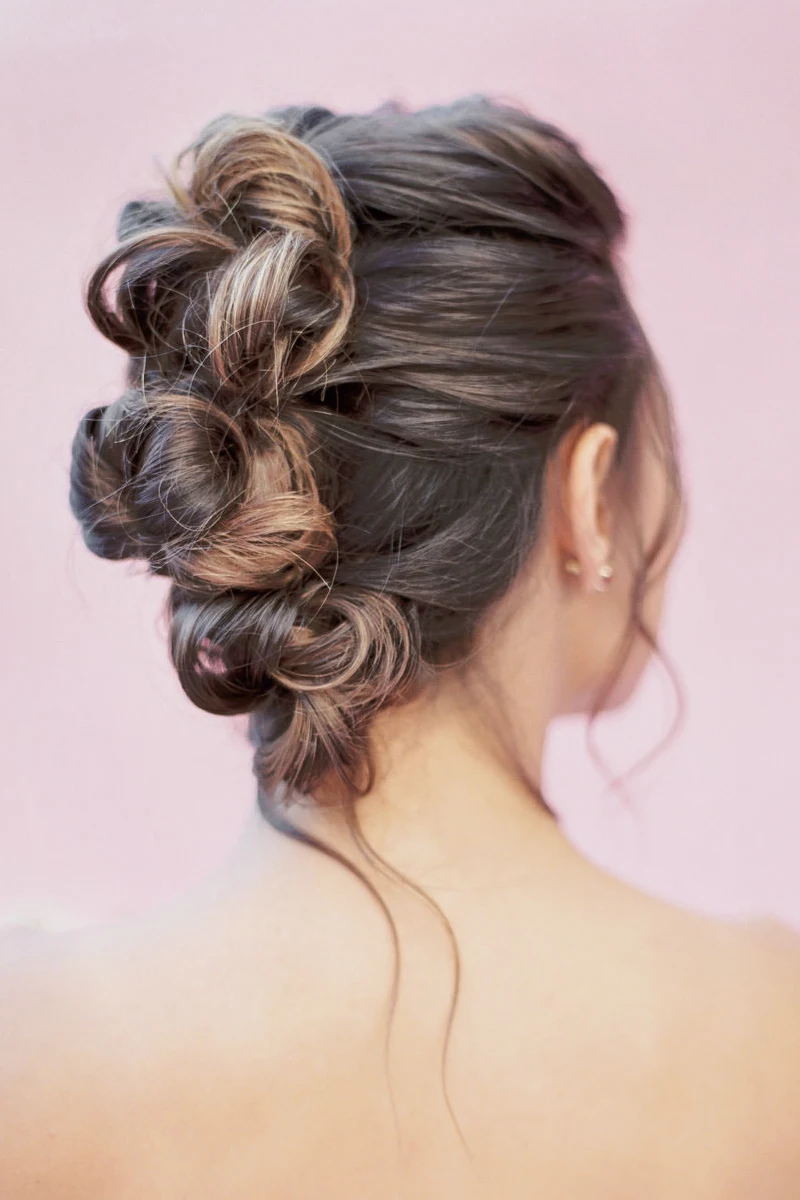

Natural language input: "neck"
[250,668,574,891]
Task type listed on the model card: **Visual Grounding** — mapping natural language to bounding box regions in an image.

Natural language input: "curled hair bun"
[92,112,357,406]
[71,96,672,802]
[187,114,356,400]
[71,393,336,591]
[70,108,420,795]
[169,577,422,792]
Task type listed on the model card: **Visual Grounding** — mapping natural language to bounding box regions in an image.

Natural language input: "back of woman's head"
[70,93,680,809]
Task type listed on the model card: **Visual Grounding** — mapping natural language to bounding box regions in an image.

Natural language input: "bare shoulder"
[580,872,800,1197]
[0,925,124,1197]
[723,916,800,1115]
[0,880,393,1199]
[707,914,800,1083]
[671,913,800,1197]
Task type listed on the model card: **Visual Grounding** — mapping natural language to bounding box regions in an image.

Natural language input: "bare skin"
[3,414,800,1197]
[2,806,798,1200]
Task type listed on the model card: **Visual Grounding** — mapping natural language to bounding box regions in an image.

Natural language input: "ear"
[553,422,619,582]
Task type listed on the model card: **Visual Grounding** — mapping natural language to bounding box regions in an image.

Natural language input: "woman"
[2,94,800,1199]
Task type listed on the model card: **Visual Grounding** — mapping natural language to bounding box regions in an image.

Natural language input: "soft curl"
[71,394,336,590]
[168,578,423,793]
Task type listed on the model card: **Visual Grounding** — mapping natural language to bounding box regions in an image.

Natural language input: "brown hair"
[69,94,683,1155]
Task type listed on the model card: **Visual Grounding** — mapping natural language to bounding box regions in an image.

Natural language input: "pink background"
[1,0,798,930]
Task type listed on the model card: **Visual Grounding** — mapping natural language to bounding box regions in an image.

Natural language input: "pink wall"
[2,0,798,930]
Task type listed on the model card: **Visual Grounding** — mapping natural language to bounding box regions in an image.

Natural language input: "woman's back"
[4,807,799,1200]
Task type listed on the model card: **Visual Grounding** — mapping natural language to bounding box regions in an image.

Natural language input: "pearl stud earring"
[594,562,615,591]
[563,556,614,590]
